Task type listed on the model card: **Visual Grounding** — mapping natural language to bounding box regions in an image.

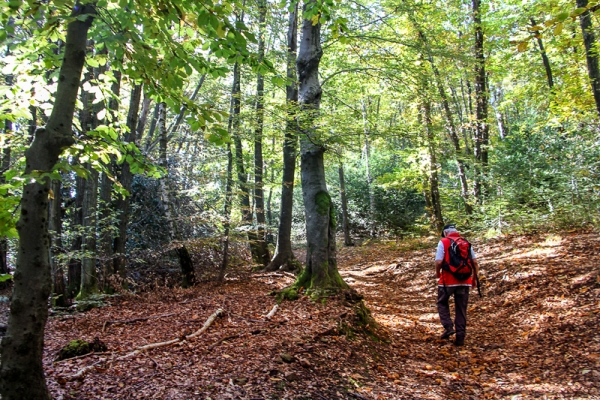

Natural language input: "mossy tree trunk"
[266,1,299,272]
[0,5,95,398]
[295,0,347,295]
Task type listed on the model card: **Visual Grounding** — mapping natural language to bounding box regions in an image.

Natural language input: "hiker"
[435,224,480,346]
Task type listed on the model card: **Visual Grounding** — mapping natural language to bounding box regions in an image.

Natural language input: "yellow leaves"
[216,23,226,39]
[554,23,563,36]
[48,189,54,200]
[517,41,528,53]
[311,14,320,26]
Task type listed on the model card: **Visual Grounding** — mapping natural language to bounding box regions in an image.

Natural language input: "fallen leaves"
[11,231,594,399]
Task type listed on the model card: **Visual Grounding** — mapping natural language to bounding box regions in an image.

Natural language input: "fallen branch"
[54,351,110,365]
[102,312,179,332]
[265,304,278,319]
[63,308,224,381]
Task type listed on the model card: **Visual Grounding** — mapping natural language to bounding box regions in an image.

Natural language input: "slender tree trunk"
[576,0,600,117]
[80,167,99,298]
[266,2,299,272]
[361,99,376,236]
[295,0,347,294]
[530,18,554,90]
[472,0,489,201]
[49,179,67,307]
[67,174,84,299]
[1,119,12,278]
[113,84,142,282]
[99,65,120,291]
[253,0,271,267]
[423,98,444,231]
[230,61,262,264]
[428,58,472,214]
[219,141,234,281]
[338,165,353,246]
[0,6,95,398]
[78,59,99,299]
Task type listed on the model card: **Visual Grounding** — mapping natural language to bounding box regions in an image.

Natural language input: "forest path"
[43,231,600,399]
[337,232,600,399]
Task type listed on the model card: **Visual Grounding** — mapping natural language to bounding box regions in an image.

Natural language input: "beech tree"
[285,0,348,296]
[0,4,96,397]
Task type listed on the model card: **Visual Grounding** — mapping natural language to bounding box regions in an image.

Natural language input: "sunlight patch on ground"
[543,296,576,309]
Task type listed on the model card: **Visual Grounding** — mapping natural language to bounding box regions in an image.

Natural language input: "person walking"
[435,224,479,346]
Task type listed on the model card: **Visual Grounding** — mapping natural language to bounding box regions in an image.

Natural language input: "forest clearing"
[5,230,593,399]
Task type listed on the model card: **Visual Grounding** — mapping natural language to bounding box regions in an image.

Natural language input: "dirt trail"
[37,231,600,399]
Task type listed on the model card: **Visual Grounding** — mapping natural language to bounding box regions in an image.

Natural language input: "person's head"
[441,224,458,238]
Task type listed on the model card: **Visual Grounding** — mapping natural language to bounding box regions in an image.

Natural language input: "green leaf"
[0,274,12,283]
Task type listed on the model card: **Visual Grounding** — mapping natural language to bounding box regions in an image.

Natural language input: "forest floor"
[3,230,599,399]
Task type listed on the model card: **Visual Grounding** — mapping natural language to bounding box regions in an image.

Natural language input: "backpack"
[441,237,474,281]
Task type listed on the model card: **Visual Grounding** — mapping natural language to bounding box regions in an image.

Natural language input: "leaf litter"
[7,231,599,399]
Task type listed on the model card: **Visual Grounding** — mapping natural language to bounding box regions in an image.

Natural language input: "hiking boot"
[454,336,465,346]
[440,327,455,339]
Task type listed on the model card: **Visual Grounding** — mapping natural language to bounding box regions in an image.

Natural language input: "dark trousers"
[437,286,470,338]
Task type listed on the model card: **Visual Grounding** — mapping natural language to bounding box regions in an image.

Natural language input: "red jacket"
[438,232,474,287]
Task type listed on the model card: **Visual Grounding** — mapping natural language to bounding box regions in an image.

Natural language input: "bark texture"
[0,5,95,398]
[295,0,347,294]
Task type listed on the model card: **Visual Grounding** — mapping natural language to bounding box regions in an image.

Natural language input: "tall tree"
[294,0,347,294]
[113,83,142,282]
[266,1,299,272]
[0,4,96,398]
[472,0,490,200]
[253,0,271,266]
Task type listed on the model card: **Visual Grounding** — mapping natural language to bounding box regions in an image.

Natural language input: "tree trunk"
[219,141,234,282]
[1,118,11,279]
[472,0,489,201]
[113,84,142,282]
[361,99,376,236]
[67,168,85,300]
[79,167,99,298]
[576,0,600,117]
[230,61,262,265]
[295,0,347,294]
[423,99,444,232]
[99,65,120,291]
[530,18,554,90]
[253,0,271,267]
[266,1,299,272]
[338,165,353,246]
[0,6,95,398]
[49,179,67,307]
